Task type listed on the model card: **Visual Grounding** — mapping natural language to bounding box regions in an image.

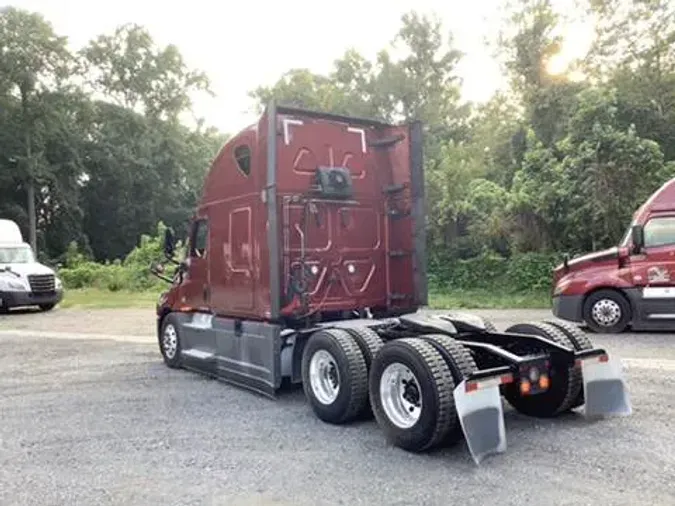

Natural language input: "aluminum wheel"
[162,323,178,359]
[309,349,340,405]
[379,362,423,429]
[591,298,622,327]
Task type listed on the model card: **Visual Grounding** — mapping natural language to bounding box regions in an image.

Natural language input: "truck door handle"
[203,285,209,301]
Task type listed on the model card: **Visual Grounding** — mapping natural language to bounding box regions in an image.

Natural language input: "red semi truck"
[552,177,675,333]
[152,103,630,464]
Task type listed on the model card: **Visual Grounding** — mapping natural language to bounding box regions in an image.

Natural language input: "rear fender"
[433,311,491,333]
[398,312,459,335]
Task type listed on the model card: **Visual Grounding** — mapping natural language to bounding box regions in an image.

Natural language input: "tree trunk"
[27,180,36,253]
[21,84,37,255]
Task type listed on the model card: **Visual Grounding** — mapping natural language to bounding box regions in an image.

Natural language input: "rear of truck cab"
[552,176,675,332]
[164,105,426,323]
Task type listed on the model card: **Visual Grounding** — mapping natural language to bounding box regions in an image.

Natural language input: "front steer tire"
[582,289,631,334]
[159,313,182,369]
[503,322,581,418]
[301,329,369,425]
[369,338,456,452]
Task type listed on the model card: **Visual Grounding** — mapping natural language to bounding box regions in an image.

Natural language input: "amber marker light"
[520,380,531,395]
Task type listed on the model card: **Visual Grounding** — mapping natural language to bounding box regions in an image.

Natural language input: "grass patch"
[57,287,550,310]
[428,289,551,310]
[60,288,162,309]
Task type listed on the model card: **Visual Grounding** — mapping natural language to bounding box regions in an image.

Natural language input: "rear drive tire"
[544,319,593,351]
[344,326,385,419]
[544,319,593,408]
[503,322,581,418]
[582,289,631,333]
[159,313,182,369]
[344,326,384,370]
[301,329,369,424]
[420,334,478,445]
[369,338,456,452]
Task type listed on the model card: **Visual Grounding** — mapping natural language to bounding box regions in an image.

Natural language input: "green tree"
[0,6,74,253]
[584,0,675,159]
[73,24,224,260]
[495,0,586,146]
[559,86,669,250]
[80,23,212,121]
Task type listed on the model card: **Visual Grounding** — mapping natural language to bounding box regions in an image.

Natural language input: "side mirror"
[631,224,644,254]
[163,228,176,258]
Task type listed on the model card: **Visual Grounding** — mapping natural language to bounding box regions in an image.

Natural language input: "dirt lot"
[1,307,674,505]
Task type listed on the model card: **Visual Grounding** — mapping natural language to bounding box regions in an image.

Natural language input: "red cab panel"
[164,104,426,323]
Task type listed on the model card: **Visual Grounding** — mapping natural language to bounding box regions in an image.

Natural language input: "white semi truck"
[0,219,63,312]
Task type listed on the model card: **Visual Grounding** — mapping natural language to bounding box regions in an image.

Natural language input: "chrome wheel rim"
[592,299,622,327]
[380,362,422,429]
[162,324,178,359]
[309,349,340,404]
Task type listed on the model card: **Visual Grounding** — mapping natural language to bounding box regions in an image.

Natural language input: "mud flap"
[453,378,507,465]
[579,354,632,418]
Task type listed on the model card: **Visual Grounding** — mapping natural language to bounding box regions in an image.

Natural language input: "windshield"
[0,245,35,264]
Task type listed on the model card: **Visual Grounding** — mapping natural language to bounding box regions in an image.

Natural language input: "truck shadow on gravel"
[190,368,611,461]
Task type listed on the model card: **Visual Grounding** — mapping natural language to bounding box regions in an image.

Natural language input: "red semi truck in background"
[152,103,630,464]
[553,177,675,333]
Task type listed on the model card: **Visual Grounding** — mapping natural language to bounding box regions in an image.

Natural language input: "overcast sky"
[9,0,593,134]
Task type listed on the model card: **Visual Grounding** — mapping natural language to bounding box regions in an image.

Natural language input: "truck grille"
[28,274,56,293]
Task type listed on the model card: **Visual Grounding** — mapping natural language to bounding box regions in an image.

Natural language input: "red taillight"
[577,354,609,367]
[465,382,478,393]
[465,373,513,393]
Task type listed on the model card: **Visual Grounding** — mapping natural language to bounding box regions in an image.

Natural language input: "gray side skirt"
[176,312,283,398]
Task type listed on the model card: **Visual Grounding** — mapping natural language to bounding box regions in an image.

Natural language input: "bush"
[429,250,561,293]
[505,252,563,292]
[57,222,180,292]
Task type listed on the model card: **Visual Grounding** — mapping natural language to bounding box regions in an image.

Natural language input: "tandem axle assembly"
[157,307,631,465]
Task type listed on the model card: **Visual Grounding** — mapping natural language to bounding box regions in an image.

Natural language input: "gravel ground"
[1,307,674,506]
